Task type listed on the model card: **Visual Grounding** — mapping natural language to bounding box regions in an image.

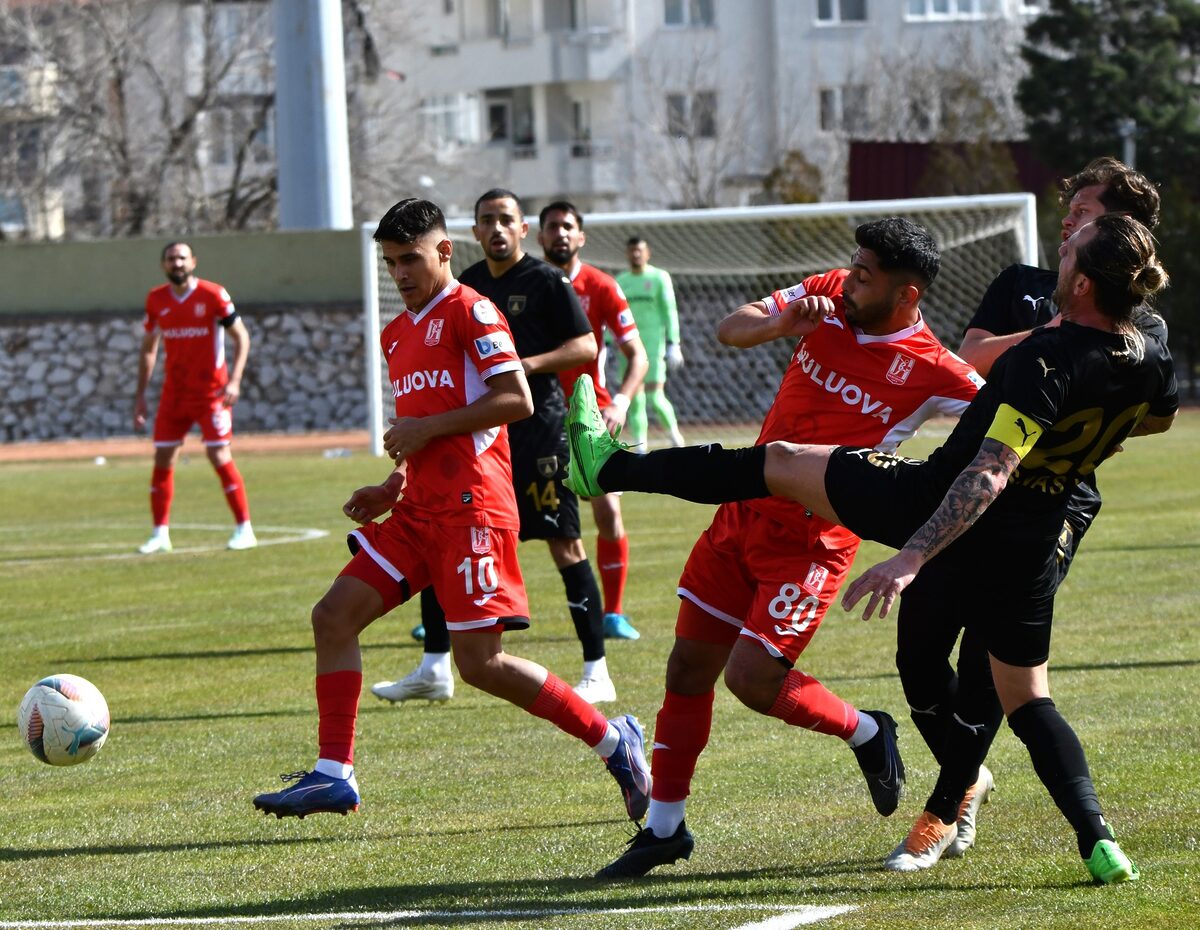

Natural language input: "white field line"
[0,903,856,929]
[0,524,329,566]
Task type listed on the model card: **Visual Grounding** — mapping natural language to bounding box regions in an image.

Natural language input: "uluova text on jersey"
[392,369,456,398]
[794,343,895,423]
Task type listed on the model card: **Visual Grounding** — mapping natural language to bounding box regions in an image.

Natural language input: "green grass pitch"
[1,414,1198,929]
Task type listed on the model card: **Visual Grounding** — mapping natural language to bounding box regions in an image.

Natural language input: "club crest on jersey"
[472,300,499,324]
[471,526,491,555]
[475,332,515,359]
[425,319,444,346]
[507,295,527,316]
[194,303,206,317]
[578,295,591,313]
[801,563,829,596]
[886,353,916,386]
[536,456,558,479]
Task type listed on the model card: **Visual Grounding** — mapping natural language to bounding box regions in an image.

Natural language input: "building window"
[818,85,868,133]
[207,99,273,166]
[420,92,481,148]
[666,91,716,139]
[816,0,867,24]
[1018,0,1047,12]
[905,0,994,19]
[664,0,715,27]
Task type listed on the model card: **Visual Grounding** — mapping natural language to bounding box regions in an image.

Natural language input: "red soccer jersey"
[143,278,236,400]
[749,268,984,539]
[558,262,639,408]
[381,280,525,530]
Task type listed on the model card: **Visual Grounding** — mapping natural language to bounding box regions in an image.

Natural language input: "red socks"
[316,670,362,765]
[150,467,174,526]
[768,669,858,740]
[214,460,250,524]
[596,534,628,615]
[527,674,610,747]
[649,690,715,802]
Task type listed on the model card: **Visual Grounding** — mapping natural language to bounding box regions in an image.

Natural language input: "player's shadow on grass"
[86,863,1079,925]
[0,835,337,862]
[56,641,418,664]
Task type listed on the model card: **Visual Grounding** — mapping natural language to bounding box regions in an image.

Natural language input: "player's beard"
[166,268,189,286]
[545,243,575,266]
[842,294,886,329]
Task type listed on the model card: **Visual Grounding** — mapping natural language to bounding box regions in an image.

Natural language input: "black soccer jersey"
[964,263,1057,338]
[930,314,1178,519]
[460,254,591,420]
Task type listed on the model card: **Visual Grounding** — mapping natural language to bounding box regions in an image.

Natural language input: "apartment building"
[396,0,1050,216]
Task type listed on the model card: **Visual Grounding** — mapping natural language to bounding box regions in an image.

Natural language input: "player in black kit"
[565,213,1176,883]
[893,157,1163,859]
[372,189,619,706]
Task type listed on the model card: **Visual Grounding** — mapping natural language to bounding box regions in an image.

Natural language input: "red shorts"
[341,513,530,631]
[153,393,232,447]
[676,502,857,665]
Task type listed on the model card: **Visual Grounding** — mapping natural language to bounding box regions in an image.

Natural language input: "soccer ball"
[17,674,110,766]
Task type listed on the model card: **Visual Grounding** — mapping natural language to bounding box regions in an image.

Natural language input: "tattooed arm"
[841,438,1020,621]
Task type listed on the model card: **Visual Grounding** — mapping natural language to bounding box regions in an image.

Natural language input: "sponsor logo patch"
[617,309,634,328]
[475,332,515,359]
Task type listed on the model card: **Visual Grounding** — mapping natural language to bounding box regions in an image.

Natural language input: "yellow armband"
[985,403,1044,459]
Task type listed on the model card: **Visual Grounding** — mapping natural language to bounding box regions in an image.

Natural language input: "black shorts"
[509,414,581,541]
[826,445,1062,667]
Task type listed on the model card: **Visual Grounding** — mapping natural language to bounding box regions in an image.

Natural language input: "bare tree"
[0,0,275,239]
[628,33,758,209]
[342,0,444,223]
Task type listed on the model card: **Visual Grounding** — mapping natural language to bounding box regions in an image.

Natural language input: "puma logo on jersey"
[543,513,561,527]
[566,597,589,612]
[1014,417,1036,445]
[392,369,455,397]
[1036,357,1055,377]
[794,344,894,423]
[1023,294,1040,308]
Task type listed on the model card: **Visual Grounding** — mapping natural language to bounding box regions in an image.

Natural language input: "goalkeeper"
[616,236,685,448]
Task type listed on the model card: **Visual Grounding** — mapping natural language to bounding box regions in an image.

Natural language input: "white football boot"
[227,523,258,550]
[138,528,172,554]
[371,668,454,703]
[573,675,617,704]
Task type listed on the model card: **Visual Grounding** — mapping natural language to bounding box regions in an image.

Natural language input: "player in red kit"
[252,199,650,823]
[539,201,649,641]
[572,218,983,878]
[134,241,254,553]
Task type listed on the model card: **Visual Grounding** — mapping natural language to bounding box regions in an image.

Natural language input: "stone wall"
[0,304,370,442]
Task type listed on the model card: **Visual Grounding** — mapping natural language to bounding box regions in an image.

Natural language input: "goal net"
[361,193,1037,455]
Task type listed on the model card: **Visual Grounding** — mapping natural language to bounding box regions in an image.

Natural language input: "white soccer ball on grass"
[17,674,110,766]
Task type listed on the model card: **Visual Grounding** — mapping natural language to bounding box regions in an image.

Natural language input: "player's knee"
[310,596,353,647]
[722,663,776,714]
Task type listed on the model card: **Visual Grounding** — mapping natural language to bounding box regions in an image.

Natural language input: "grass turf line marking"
[0,524,329,566]
[0,903,856,928]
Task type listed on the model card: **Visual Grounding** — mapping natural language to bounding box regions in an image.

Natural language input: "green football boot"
[1084,838,1140,884]
[565,375,628,498]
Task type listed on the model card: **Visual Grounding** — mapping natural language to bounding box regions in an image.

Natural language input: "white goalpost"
[361,193,1038,456]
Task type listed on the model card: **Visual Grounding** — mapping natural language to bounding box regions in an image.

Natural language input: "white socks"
[645,800,686,838]
[314,758,354,781]
[419,652,452,678]
[582,657,610,680]
[846,710,880,748]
